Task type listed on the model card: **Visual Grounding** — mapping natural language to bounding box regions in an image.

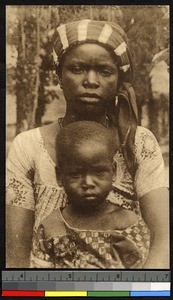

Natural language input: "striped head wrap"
[52,19,138,176]
[52,19,133,83]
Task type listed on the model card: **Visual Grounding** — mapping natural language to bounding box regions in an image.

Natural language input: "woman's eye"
[100,70,113,77]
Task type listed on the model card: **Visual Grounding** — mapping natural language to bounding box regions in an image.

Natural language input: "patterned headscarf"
[52,20,138,176]
[52,19,133,83]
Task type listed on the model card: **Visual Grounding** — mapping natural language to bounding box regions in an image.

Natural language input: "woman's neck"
[63,111,109,128]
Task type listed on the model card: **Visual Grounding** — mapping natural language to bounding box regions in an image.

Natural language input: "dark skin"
[60,43,119,125]
[6,43,169,268]
[6,206,34,268]
[57,140,138,231]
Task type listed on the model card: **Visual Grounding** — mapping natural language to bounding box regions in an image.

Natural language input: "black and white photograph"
[6,5,169,269]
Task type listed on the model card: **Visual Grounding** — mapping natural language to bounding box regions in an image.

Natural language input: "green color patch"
[88,291,130,297]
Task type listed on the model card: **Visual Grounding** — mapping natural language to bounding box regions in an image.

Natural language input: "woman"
[6,19,169,268]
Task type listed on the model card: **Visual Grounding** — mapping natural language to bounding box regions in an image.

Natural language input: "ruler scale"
[1,270,171,297]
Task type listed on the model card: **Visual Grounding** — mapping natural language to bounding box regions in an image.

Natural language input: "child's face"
[59,141,114,209]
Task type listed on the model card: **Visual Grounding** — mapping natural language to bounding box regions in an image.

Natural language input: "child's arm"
[31,224,54,268]
[140,187,169,268]
[31,210,66,268]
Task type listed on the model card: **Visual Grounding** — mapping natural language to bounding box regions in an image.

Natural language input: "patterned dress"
[31,209,150,269]
[6,124,167,267]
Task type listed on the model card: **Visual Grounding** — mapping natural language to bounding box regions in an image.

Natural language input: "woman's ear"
[55,166,63,187]
[56,66,63,89]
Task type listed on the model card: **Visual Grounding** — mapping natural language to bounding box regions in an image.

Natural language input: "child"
[31,121,150,268]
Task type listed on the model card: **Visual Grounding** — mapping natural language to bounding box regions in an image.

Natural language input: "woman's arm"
[6,205,34,268]
[6,132,36,268]
[133,127,169,268]
[140,187,169,269]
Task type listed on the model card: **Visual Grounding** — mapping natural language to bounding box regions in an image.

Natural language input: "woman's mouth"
[78,94,101,104]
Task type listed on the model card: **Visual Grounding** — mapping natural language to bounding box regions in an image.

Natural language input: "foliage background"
[6,5,169,182]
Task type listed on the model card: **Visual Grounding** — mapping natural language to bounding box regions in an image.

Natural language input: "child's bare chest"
[62,203,138,231]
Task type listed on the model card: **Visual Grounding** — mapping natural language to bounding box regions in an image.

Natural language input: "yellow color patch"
[45,291,87,297]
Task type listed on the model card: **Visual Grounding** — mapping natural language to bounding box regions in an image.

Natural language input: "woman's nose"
[82,174,95,189]
[83,70,99,88]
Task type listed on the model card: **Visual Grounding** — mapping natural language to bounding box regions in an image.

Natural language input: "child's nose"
[82,174,95,189]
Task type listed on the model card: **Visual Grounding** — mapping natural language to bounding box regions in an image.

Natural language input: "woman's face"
[60,43,119,119]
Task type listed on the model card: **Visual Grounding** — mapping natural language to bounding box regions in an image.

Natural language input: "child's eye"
[95,170,107,176]
[71,66,83,74]
[68,172,81,178]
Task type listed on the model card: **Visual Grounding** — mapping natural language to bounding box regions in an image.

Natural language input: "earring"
[115,96,118,106]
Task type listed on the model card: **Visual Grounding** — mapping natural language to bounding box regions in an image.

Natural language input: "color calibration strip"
[2,283,171,297]
[2,289,171,297]
[2,271,171,297]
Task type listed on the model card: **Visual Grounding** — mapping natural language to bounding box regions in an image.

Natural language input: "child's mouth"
[82,194,98,201]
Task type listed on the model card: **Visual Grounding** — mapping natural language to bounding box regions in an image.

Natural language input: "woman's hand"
[140,187,169,269]
[6,205,34,268]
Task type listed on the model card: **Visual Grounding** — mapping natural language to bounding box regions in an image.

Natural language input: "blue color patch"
[131,291,170,297]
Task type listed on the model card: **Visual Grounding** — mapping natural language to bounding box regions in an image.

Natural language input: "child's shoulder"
[107,203,139,230]
[39,209,66,240]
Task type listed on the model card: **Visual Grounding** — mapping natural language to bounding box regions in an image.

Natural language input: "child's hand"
[37,225,47,254]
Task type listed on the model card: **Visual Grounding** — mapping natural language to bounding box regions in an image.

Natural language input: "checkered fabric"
[31,211,150,269]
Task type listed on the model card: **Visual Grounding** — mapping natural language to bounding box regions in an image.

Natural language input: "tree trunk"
[16,6,39,134]
[16,7,29,135]
[89,6,93,20]
[29,6,40,129]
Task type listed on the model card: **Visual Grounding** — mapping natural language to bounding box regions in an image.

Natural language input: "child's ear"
[55,166,63,187]
[112,162,117,182]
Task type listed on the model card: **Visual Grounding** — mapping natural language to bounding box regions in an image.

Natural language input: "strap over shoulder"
[118,82,138,176]
[108,82,138,176]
